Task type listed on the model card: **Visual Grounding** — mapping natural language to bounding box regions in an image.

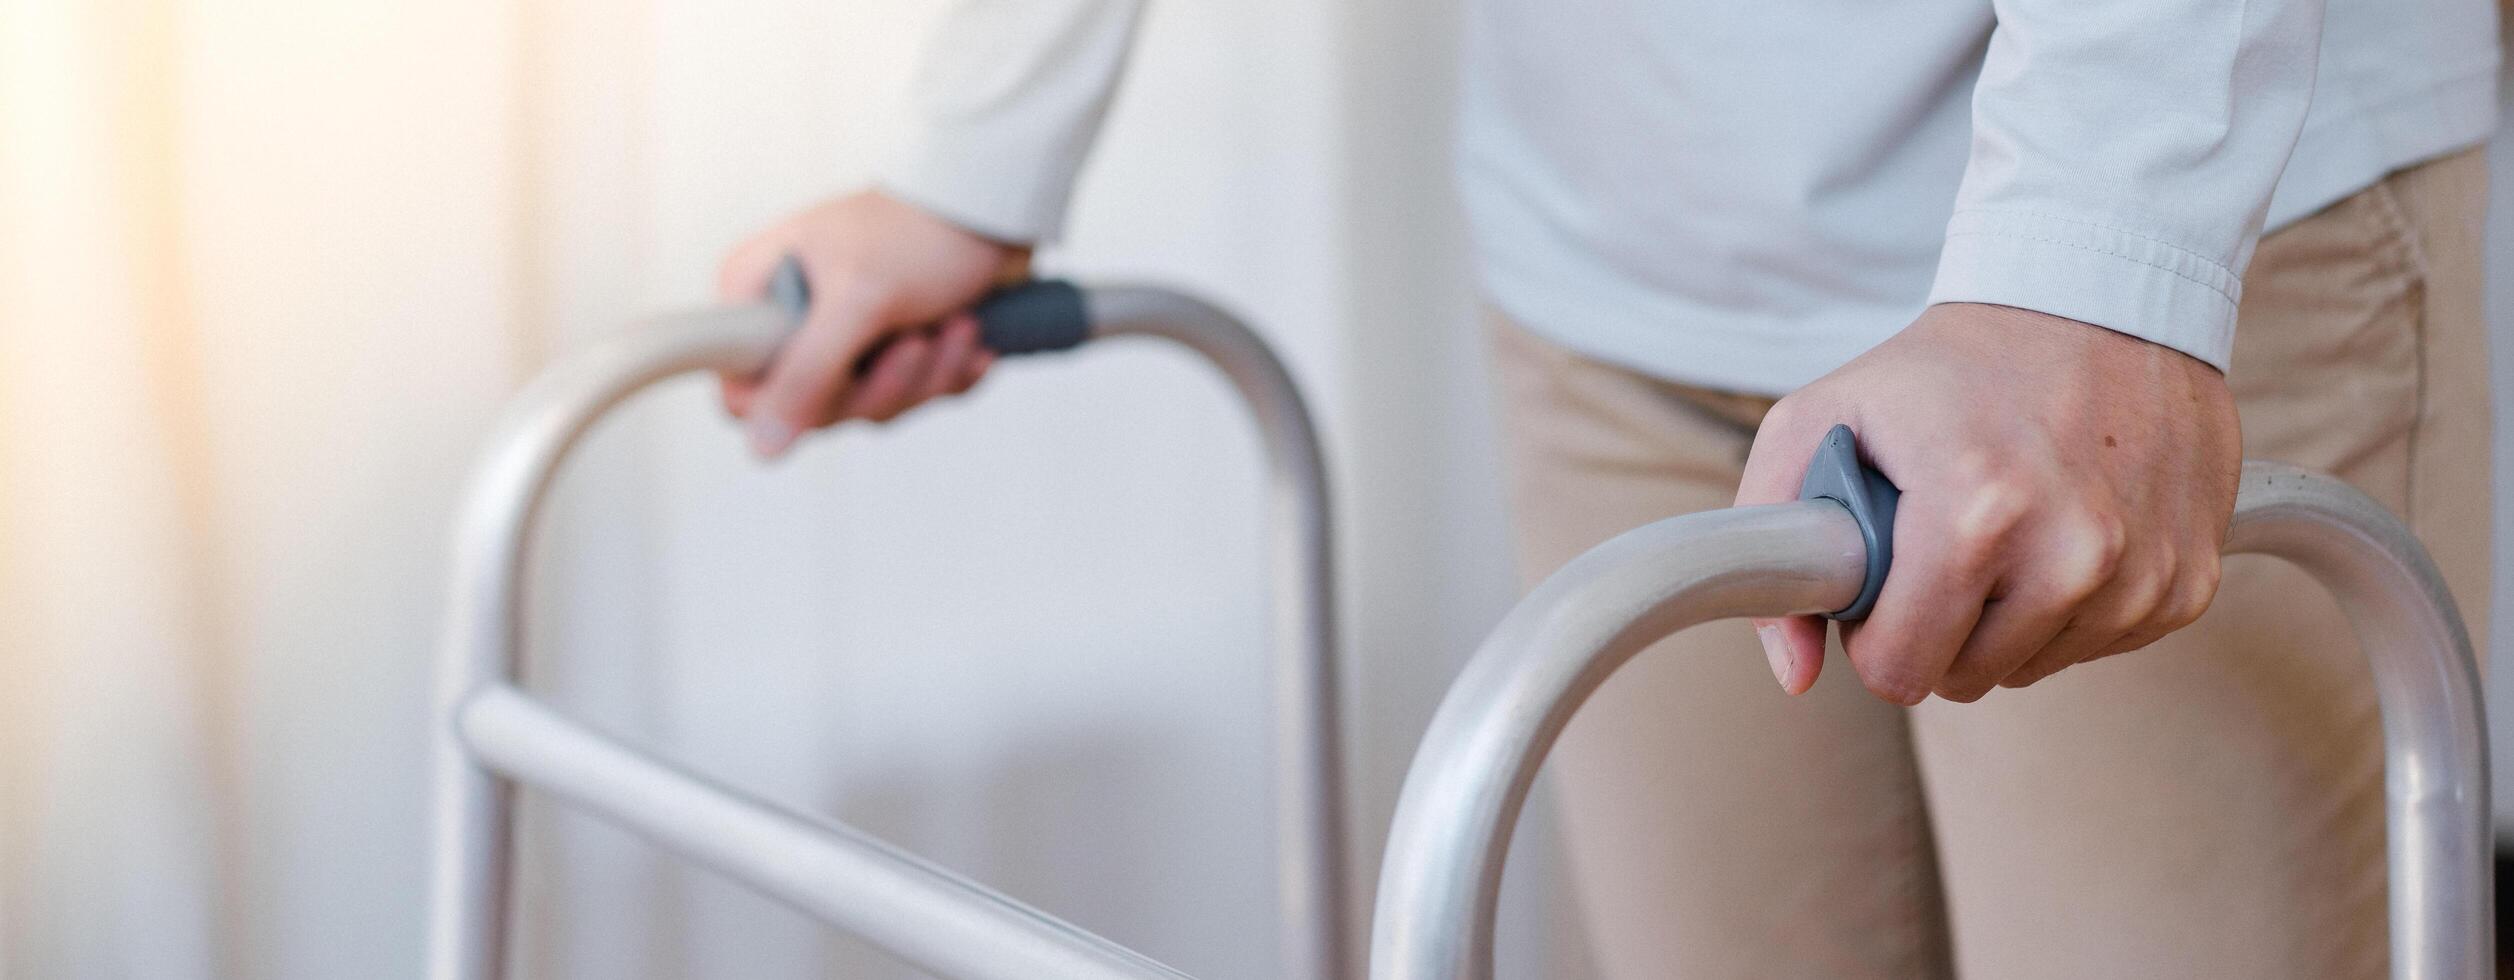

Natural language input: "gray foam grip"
[969,281,1090,354]
[1797,424,1899,621]
[766,255,1089,359]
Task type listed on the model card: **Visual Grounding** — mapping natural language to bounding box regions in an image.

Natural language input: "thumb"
[1737,401,1838,695]
[745,287,884,459]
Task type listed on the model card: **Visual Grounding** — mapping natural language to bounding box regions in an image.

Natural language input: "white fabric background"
[3,1,2507,978]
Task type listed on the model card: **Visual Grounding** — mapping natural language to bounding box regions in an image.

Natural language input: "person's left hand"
[1735,302,2242,704]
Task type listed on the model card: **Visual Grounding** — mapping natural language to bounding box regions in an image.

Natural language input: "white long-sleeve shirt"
[881,0,2497,395]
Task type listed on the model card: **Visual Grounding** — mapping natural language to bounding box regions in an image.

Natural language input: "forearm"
[880,0,1148,243]
[1925,0,2327,370]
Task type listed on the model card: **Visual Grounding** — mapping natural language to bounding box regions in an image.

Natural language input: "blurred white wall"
[0,0,1555,977]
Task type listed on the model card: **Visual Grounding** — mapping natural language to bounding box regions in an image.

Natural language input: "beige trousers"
[1493,148,2491,978]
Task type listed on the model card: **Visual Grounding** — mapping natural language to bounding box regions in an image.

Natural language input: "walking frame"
[427,280,2490,980]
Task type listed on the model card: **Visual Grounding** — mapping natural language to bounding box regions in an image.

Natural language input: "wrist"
[1920,302,2230,379]
[1927,211,2241,373]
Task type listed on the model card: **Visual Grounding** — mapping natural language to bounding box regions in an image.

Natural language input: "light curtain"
[0,0,1563,978]
[3,0,544,975]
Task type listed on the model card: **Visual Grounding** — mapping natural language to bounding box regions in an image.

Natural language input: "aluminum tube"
[427,289,1345,980]
[427,305,792,980]
[1370,463,2490,980]
[460,684,1194,980]
[1088,287,1353,980]
[1369,500,1871,980]
[2222,463,2490,979]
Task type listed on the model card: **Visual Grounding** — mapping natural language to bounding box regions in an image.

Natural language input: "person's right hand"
[716,189,1031,459]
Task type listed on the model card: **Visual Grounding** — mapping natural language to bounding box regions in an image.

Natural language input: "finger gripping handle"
[1798,424,1899,621]
[768,255,1091,356]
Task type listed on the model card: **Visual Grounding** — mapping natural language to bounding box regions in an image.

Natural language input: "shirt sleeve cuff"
[1925,209,2242,372]
[877,140,1073,245]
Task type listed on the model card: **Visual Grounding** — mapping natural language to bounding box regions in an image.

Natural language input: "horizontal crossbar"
[458,684,1194,980]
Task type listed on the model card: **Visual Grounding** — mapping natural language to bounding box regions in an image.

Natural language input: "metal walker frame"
[1370,461,2493,980]
[425,285,1347,980]
[429,286,2489,980]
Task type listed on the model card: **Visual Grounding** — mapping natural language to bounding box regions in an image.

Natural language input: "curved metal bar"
[2223,463,2490,978]
[428,304,791,980]
[461,683,1193,980]
[1367,500,1871,980]
[1088,287,1351,980]
[1369,462,2490,980]
[425,289,1346,980]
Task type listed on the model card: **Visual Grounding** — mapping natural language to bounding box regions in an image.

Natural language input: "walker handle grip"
[769,256,1092,371]
[1798,424,1898,620]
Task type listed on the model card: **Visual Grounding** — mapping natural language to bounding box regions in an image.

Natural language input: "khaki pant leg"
[1493,318,1956,979]
[1907,149,2493,979]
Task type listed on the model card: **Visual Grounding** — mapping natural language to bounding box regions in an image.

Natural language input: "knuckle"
[2085,510,2129,570]
[2041,561,2103,608]
[1857,663,1934,706]
[2183,552,2225,600]
[2187,548,2224,585]
[2163,569,2221,629]
[1947,479,2030,563]
[1962,478,2032,536]
[1760,396,1808,433]
[1949,448,2005,486]
[2123,564,2178,625]
[2047,512,2127,600]
[2167,591,2213,628]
